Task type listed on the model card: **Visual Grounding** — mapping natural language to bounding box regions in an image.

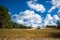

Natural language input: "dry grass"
[0,29,60,38]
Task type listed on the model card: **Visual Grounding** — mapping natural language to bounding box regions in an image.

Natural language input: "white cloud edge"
[48,0,60,13]
[27,0,45,13]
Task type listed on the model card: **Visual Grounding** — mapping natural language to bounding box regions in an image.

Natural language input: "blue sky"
[0,0,57,16]
[0,0,29,15]
[0,0,60,27]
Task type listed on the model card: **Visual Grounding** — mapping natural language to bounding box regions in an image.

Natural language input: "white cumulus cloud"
[57,9,60,17]
[52,0,60,6]
[48,6,56,13]
[12,10,42,28]
[44,14,60,26]
[44,14,53,21]
[27,0,45,13]
[53,15,60,20]
[44,14,53,26]
[48,0,60,13]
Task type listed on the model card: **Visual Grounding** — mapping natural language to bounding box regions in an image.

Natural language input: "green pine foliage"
[0,6,11,28]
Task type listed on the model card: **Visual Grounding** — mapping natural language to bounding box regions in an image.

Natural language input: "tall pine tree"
[0,6,11,28]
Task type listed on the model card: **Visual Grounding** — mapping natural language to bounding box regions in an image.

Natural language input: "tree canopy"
[0,6,11,28]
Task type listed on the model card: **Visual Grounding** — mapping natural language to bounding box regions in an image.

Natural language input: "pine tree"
[0,6,11,28]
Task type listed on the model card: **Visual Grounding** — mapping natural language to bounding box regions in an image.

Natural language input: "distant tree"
[10,21,32,29]
[37,27,40,29]
[28,26,32,29]
[0,6,11,28]
[46,25,57,28]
